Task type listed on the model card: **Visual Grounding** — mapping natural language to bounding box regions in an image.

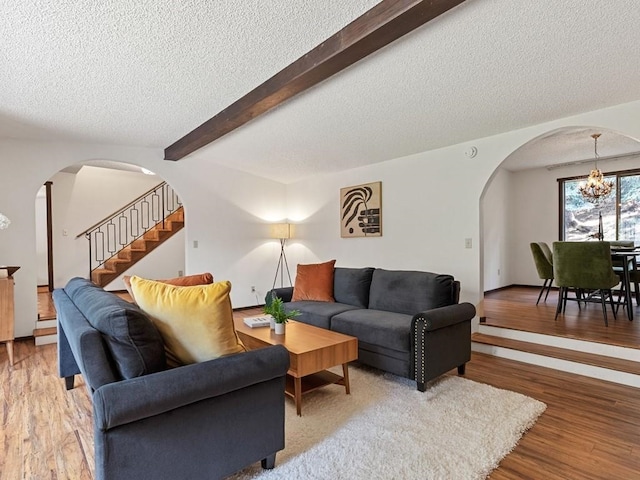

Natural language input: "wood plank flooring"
[2,321,640,479]
[37,287,56,321]
[484,286,640,349]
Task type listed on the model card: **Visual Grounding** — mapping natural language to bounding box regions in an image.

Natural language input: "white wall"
[482,168,512,291]
[34,187,47,285]
[4,100,640,338]
[285,144,493,307]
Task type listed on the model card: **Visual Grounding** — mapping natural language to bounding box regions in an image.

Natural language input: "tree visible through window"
[619,174,640,240]
[561,169,640,241]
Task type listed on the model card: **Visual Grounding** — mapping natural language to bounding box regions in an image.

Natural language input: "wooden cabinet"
[0,267,18,366]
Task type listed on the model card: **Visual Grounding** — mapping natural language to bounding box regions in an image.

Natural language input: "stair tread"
[34,327,57,337]
[92,206,185,287]
[106,259,130,266]
[472,333,640,375]
[93,268,116,275]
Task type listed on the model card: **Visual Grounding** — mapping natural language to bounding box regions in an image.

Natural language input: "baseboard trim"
[484,284,558,294]
[233,305,265,312]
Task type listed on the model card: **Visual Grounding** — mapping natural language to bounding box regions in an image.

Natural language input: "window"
[560,169,640,241]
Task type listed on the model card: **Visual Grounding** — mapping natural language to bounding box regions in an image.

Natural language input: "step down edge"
[478,324,640,361]
[472,342,640,389]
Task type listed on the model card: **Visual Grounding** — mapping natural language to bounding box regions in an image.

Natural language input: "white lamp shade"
[270,223,291,239]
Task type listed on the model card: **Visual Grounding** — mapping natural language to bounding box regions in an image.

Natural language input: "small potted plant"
[263,296,300,335]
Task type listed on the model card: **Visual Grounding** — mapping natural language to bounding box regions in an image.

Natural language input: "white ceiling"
[2,0,640,182]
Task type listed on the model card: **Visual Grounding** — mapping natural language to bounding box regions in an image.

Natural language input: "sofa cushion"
[131,277,246,367]
[63,277,166,379]
[333,267,374,308]
[123,272,214,303]
[368,269,456,315]
[331,309,413,352]
[291,260,336,302]
[286,301,360,329]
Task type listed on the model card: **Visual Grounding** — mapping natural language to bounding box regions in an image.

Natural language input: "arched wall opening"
[37,160,186,292]
[478,125,640,327]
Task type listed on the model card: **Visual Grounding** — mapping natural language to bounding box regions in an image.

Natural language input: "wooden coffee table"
[234,319,358,416]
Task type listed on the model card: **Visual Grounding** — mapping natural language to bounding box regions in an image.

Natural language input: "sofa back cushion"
[333,267,375,308]
[64,277,166,379]
[368,269,457,315]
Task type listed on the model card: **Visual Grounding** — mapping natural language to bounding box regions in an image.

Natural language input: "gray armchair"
[54,277,290,480]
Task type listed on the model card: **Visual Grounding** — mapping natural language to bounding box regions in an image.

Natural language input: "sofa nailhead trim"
[414,317,425,383]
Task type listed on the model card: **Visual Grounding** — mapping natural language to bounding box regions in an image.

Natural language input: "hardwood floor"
[2,315,640,479]
[37,286,56,321]
[484,286,640,349]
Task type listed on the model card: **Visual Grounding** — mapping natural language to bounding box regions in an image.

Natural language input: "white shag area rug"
[230,366,546,480]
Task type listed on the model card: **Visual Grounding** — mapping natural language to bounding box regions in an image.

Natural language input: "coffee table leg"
[342,363,351,395]
[294,377,302,416]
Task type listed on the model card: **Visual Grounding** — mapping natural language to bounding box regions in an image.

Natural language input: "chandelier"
[578,133,614,204]
[0,212,10,230]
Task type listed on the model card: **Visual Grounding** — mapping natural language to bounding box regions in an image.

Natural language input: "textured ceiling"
[2,0,640,182]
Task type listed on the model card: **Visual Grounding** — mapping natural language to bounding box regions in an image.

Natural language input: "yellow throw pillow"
[130,276,245,367]
[123,273,214,304]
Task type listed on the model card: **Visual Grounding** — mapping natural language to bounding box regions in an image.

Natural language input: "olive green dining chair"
[609,240,640,304]
[552,241,620,326]
[530,242,554,305]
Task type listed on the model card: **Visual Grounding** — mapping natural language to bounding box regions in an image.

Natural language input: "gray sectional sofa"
[55,277,290,480]
[268,267,476,391]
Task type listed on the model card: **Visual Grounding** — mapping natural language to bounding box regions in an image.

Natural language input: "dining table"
[610,247,639,321]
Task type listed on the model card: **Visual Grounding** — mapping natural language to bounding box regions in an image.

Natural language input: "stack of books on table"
[243,314,273,328]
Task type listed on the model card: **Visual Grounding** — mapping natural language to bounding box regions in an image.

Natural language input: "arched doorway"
[479,126,640,349]
[34,160,187,344]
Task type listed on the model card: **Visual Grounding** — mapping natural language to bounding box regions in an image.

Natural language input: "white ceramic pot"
[274,322,285,335]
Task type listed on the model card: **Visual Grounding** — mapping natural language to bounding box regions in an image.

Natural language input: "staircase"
[79,181,183,288]
[91,207,184,286]
[33,183,183,345]
[472,327,640,387]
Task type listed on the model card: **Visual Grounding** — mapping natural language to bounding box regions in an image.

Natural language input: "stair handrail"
[79,181,182,281]
[76,181,169,238]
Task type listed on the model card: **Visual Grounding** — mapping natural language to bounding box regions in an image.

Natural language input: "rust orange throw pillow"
[124,273,214,303]
[291,260,336,302]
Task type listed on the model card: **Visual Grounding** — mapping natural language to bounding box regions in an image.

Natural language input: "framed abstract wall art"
[340,181,382,238]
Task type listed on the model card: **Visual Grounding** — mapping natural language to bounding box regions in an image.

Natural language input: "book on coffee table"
[243,314,272,328]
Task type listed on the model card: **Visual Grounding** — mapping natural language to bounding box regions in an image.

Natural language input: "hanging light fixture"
[0,212,10,230]
[578,133,614,204]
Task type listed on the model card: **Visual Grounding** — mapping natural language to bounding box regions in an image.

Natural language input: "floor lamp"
[270,223,292,289]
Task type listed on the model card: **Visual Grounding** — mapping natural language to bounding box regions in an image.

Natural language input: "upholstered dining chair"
[609,241,640,306]
[530,242,554,305]
[552,241,620,326]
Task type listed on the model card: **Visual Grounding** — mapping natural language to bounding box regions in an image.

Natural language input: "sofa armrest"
[93,345,290,431]
[411,302,475,391]
[412,302,476,332]
[266,287,294,303]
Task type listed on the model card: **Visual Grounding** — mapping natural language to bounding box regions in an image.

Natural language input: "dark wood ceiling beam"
[164,0,467,161]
